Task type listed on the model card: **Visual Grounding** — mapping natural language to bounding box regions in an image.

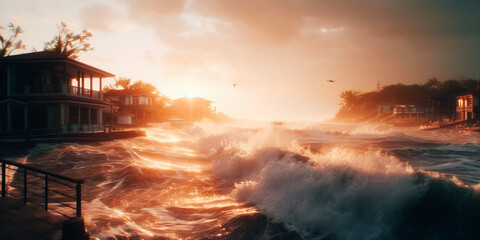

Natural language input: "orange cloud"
[80,4,117,32]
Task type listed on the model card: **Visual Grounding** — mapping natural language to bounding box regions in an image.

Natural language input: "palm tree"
[44,22,93,59]
[0,23,26,57]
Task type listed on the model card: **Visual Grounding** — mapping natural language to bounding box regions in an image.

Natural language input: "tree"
[114,77,131,90]
[424,78,441,90]
[44,22,93,59]
[340,90,359,111]
[0,23,26,57]
[129,80,157,94]
[104,77,159,95]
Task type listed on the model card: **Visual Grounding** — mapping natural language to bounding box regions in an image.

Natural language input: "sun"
[187,92,196,98]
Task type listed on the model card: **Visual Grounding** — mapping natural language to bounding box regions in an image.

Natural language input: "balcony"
[68,86,101,99]
[457,105,473,112]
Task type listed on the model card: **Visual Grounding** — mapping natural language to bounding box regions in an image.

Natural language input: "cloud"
[119,0,480,119]
[123,0,186,22]
[79,4,117,32]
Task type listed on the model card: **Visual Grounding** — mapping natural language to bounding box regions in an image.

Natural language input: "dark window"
[69,106,79,124]
[0,103,6,131]
[80,107,89,124]
[90,108,98,124]
[11,105,25,130]
[29,106,48,129]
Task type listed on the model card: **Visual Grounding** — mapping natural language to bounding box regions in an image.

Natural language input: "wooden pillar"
[76,71,81,95]
[88,107,91,131]
[99,77,103,99]
[90,74,93,97]
[6,102,11,131]
[81,72,85,96]
[64,66,69,94]
[24,104,29,129]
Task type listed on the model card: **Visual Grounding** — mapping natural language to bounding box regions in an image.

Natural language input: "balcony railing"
[1,158,84,218]
[12,84,101,99]
[69,86,81,95]
[457,106,473,111]
[68,86,101,99]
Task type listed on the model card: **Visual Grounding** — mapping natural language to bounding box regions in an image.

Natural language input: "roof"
[457,88,480,97]
[1,51,115,77]
[432,91,462,99]
[175,97,213,103]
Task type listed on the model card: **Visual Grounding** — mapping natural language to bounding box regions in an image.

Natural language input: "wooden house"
[427,92,459,122]
[103,90,156,124]
[0,51,115,135]
[456,89,480,121]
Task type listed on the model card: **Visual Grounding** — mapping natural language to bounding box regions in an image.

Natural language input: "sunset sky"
[2,0,480,121]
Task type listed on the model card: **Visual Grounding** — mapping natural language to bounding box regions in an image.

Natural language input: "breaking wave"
[14,121,480,239]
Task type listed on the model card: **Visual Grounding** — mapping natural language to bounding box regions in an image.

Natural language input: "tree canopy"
[0,23,26,57]
[44,22,93,59]
[105,77,159,95]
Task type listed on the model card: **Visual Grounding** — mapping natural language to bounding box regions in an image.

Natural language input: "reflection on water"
[16,122,480,239]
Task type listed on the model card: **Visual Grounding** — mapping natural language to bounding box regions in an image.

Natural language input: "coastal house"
[428,92,459,122]
[393,104,426,119]
[378,103,392,114]
[169,97,216,122]
[456,89,480,121]
[0,51,115,135]
[103,90,156,125]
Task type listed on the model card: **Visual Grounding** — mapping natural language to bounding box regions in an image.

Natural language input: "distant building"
[0,51,115,134]
[456,89,480,121]
[378,103,393,114]
[170,97,216,121]
[103,90,156,124]
[428,92,459,122]
[393,104,427,119]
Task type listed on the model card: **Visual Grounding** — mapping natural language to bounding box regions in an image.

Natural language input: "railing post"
[76,183,82,218]
[23,168,27,204]
[2,163,6,198]
[44,174,48,211]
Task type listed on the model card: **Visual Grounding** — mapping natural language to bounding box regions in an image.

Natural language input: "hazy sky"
[2,0,480,121]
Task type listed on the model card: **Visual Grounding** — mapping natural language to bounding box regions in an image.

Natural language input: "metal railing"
[0,158,84,218]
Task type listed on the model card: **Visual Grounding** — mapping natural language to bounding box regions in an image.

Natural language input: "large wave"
[192,121,480,240]
[16,121,480,239]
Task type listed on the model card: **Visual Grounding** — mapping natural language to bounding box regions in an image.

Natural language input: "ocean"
[4,121,480,240]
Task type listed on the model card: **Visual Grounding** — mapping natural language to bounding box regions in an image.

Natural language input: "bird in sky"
[327,79,335,83]
[233,83,239,87]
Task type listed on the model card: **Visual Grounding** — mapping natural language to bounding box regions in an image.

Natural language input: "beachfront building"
[103,90,156,124]
[428,92,459,122]
[393,104,426,119]
[0,51,115,135]
[456,89,480,121]
[169,97,216,122]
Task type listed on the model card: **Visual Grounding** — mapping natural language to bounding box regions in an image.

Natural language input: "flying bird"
[233,83,239,87]
[327,79,335,83]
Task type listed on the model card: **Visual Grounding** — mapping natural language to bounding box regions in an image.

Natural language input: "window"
[80,107,89,124]
[69,106,79,124]
[90,108,98,124]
